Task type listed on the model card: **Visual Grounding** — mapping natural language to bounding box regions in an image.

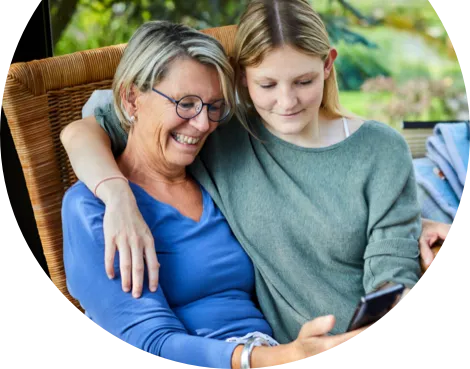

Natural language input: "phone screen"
[347,283,405,332]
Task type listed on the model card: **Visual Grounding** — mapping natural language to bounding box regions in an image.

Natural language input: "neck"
[262,110,344,148]
[117,131,186,187]
[263,113,330,147]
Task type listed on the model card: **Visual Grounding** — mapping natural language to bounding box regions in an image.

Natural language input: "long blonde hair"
[233,0,346,132]
[113,21,235,132]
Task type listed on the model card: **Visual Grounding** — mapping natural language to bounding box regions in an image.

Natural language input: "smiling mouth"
[171,132,201,145]
[278,110,303,117]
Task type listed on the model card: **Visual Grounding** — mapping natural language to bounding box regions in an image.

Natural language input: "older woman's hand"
[99,179,159,298]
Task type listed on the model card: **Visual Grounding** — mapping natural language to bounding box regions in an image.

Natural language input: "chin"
[269,120,309,136]
[171,159,195,168]
[175,155,199,167]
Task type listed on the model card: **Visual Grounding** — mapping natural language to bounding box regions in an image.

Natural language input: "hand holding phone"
[347,283,405,332]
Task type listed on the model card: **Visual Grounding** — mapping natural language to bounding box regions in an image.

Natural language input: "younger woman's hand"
[419,218,450,269]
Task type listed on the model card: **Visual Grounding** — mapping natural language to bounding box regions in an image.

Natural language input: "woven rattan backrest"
[2,25,237,310]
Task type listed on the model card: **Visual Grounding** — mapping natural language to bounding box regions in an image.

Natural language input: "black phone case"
[347,283,405,332]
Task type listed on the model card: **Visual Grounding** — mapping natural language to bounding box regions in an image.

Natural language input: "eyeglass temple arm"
[152,88,178,103]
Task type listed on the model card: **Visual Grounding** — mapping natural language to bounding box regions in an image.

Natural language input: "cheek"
[248,85,273,108]
[160,119,185,143]
[208,122,219,134]
[154,107,185,135]
[303,81,324,106]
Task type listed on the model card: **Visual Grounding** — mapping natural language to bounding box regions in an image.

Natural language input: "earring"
[130,115,136,124]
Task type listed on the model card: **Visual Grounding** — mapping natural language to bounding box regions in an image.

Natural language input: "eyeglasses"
[152,88,231,122]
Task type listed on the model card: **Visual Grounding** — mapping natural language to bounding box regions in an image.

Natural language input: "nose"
[277,86,298,111]
[189,107,210,132]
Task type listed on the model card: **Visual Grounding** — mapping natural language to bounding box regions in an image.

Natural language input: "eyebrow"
[172,92,194,100]
[172,92,225,103]
[255,72,319,82]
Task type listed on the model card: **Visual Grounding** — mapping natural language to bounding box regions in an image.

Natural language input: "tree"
[51,0,387,89]
[51,0,379,50]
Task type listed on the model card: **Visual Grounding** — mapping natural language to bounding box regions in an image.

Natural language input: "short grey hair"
[112,21,235,132]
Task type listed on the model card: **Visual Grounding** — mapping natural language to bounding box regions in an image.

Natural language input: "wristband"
[93,176,129,197]
[240,336,270,369]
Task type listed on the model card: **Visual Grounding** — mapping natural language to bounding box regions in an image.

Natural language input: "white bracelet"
[240,336,269,369]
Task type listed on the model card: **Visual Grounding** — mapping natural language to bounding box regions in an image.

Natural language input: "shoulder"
[201,116,249,158]
[83,90,113,118]
[359,120,410,155]
[94,102,122,129]
[94,102,114,118]
[210,116,248,143]
[354,121,414,181]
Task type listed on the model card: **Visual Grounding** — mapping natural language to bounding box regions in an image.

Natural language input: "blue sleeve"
[62,183,238,368]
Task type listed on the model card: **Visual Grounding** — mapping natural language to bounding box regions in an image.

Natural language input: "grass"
[340,91,391,118]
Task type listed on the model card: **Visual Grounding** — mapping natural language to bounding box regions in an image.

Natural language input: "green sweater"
[96,104,422,343]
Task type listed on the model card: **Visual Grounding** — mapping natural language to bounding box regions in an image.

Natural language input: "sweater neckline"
[253,117,374,152]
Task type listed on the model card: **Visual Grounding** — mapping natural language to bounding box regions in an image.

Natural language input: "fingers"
[299,315,336,338]
[131,238,145,298]
[325,325,367,349]
[144,239,160,293]
[422,218,450,244]
[419,236,436,269]
[117,237,132,293]
[104,235,117,279]
[437,222,451,240]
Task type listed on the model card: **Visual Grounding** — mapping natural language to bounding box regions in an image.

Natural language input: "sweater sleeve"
[94,102,129,156]
[363,132,422,293]
[62,183,238,368]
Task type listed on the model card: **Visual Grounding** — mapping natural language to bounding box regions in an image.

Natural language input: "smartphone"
[346,283,405,332]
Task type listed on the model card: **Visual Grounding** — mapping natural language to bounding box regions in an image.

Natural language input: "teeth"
[173,133,200,145]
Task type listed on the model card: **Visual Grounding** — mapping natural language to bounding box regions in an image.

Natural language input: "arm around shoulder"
[60,107,158,298]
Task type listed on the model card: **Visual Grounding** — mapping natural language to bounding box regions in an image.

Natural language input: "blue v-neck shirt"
[62,181,272,368]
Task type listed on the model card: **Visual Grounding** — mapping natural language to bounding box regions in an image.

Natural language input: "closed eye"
[260,81,312,88]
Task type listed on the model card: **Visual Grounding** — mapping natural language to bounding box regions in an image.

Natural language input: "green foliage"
[323,14,378,48]
[356,76,467,128]
[335,41,390,91]
[50,0,467,124]
[53,0,250,55]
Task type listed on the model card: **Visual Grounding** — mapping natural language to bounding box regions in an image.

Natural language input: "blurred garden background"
[50,0,468,129]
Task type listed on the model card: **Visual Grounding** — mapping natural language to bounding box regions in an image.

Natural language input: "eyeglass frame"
[151,87,231,122]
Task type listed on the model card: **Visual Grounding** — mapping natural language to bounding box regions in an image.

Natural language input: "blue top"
[62,181,272,368]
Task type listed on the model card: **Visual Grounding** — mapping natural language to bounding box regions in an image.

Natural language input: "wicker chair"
[3,22,440,309]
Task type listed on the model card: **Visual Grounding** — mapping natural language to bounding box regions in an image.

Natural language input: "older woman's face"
[133,58,222,169]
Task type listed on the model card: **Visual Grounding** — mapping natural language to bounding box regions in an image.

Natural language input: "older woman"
[62,20,363,369]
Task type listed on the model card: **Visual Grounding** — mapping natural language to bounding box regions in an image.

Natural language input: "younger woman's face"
[244,45,336,140]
